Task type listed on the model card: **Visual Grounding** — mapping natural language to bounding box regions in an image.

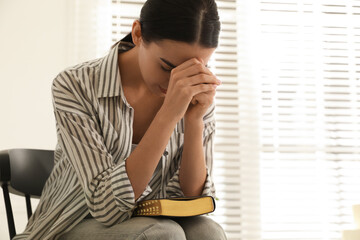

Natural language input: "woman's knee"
[174,216,227,240]
[202,219,227,240]
[138,218,186,240]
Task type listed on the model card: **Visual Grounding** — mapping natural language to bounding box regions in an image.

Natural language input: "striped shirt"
[14,40,216,240]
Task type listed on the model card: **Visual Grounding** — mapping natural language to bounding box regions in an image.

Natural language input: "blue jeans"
[60,216,227,240]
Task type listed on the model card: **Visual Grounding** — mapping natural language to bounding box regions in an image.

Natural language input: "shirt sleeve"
[165,103,217,198]
[52,70,151,226]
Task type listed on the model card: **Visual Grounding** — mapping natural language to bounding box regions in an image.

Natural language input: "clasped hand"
[161,58,221,123]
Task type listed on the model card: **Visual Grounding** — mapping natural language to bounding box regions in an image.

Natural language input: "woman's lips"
[159,86,167,94]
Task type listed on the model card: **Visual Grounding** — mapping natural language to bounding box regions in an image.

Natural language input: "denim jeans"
[59,215,227,240]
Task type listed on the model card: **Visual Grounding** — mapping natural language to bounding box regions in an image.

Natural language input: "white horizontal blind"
[235,0,263,239]
[110,0,143,43]
[110,1,242,239]
[249,0,360,239]
[212,1,242,239]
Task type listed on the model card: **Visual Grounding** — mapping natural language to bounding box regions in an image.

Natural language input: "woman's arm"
[126,108,178,201]
[129,58,219,199]
[179,119,207,196]
[177,61,218,197]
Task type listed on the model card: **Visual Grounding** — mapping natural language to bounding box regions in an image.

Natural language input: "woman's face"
[137,39,216,98]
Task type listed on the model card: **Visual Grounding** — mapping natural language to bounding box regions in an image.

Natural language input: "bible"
[132,196,216,217]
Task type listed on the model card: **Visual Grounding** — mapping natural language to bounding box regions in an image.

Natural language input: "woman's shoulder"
[58,57,103,82]
[53,44,122,100]
[65,56,104,72]
[52,56,105,98]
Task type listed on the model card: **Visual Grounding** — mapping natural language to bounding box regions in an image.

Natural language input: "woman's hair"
[112,0,220,49]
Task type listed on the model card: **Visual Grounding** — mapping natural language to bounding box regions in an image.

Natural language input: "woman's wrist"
[184,117,204,132]
[156,107,180,125]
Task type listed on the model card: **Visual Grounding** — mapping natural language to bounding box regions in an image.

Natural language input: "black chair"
[0,149,54,239]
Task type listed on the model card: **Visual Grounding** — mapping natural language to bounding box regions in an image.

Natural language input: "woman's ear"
[131,20,142,46]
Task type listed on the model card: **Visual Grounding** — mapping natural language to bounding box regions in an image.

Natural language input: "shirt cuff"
[201,167,217,198]
[110,161,153,211]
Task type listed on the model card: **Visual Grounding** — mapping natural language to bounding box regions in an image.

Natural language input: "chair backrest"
[0,148,54,239]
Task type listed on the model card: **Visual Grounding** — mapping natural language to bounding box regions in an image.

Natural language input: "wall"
[0,1,69,238]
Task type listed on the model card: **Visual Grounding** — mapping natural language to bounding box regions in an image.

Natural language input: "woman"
[14,0,226,239]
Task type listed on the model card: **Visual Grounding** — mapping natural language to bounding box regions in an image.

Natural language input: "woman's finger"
[175,61,214,79]
[171,58,203,73]
[188,83,216,97]
[184,73,220,87]
[191,90,216,106]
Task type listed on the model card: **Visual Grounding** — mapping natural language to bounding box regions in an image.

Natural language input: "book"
[132,196,216,217]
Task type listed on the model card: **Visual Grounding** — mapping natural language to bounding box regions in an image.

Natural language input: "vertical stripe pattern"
[14,40,216,240]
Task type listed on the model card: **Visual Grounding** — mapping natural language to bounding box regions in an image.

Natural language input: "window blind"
[110,1,242,239]
[211,1,243,239]
[248,1,360,240]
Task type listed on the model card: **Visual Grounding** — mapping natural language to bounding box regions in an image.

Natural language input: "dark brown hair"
[112,0,220,48]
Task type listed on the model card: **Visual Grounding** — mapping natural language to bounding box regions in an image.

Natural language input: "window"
[249,1,360,240]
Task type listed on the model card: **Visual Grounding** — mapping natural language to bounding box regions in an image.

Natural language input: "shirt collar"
[97,40,135,98]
